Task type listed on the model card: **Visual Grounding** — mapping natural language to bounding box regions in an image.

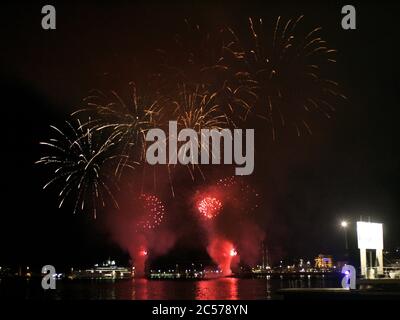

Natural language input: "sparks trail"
[73,83,164,178]
[228,16,346,139]
[36,119,120,218]
[136,84,231,195]
[156,20,252,127]
[37,16,345,221]
[174,85,229,133]
[136,193,165,231]
[169,85,230,181]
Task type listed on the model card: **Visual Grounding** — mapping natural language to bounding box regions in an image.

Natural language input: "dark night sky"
[0,0,399,269]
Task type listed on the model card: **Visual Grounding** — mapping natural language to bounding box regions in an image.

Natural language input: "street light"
[340,220,349,251]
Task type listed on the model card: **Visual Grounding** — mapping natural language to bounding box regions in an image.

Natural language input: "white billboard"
[357,222,383,249]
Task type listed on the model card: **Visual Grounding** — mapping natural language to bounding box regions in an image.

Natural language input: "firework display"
[155,20,235,95]
[38,16,341,218]
[36,119,120,218]
[73,84,163,178]
[217,176,260,214]
[136,193,165,231]
[4,0,400,305]
[192,175,263,274]
[174,85,229,133]
[227,16,346,138]
[35,15,344,277]
[197,196,223,220]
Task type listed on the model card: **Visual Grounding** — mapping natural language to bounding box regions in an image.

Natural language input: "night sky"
[1,0,399,270]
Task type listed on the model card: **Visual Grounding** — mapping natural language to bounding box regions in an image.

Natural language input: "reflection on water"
[131,278,149,300]
[0,276,341,300]
[196,278,238,300]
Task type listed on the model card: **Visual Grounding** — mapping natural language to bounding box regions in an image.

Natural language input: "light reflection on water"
[196,278,239,300]
[0,276,341,300]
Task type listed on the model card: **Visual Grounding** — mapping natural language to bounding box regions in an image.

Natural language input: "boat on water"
[69,259,133,280]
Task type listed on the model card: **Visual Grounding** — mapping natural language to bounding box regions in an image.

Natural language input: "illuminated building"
[314,254,333,269]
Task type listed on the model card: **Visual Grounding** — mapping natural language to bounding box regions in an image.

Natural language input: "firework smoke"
[207,237,239,276]
[106,191,174,277]
[134,246,148,278]
[193,176,264,275]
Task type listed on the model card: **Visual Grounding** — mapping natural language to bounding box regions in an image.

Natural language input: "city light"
[340,221,349,251]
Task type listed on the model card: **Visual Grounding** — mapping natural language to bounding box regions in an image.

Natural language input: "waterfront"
[0,276,341,300]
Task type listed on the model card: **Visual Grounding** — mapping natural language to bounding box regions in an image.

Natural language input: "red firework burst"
[197,196,223,220]
[136,193,165,231]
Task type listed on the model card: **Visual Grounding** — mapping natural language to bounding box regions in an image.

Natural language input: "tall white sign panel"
[357,222,383,249]
[356,222,384,277]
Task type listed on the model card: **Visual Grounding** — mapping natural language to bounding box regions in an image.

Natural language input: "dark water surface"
[0,276,341,299]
